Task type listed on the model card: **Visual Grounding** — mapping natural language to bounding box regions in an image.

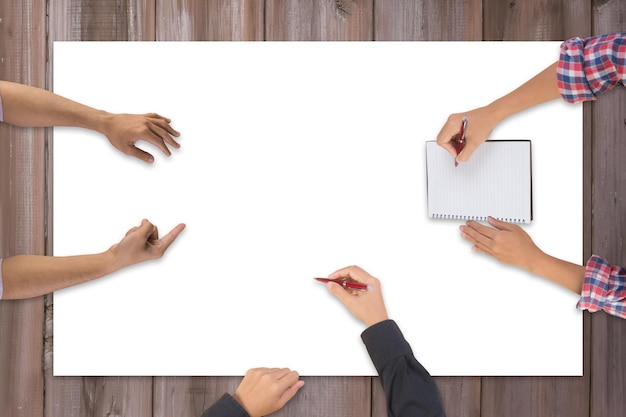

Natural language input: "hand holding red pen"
[436,106,499,163]
[324,266,389,327]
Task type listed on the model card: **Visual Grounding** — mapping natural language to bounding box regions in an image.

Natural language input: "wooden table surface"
[0,1,624,416]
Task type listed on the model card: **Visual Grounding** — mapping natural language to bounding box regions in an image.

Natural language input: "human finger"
[156,223,186,250]
[140,128,173,156]
[148,122,181,150]
[279,379,305,406]
[436,114,465,159]
[328,265,374,284]
[148,115,181,138]
[136,219,157,240]
[464,220,498,239]
[455,138,479,162]
[487,216,518,231]
[275,368,301,390]
[126,144,155,163]
[326,281,354,305]
[460,224,494,248]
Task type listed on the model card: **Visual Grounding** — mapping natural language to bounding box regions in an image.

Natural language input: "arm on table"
[436,62,559,163]
[326,266,446,417]
[0,80,181,163]
[201,368,304,417]
[460,217,584,294]
[1,219,185,299]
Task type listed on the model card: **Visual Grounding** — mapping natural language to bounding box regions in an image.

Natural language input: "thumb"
[456,141,477,163]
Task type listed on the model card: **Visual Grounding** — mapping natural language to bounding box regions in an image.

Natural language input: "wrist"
[91,110,115,135]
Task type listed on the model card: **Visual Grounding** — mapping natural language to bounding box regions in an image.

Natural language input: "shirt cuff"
[577,254,626,318]
[200,393,249,417]
[557,37,597,103]
[361,319,413,374]
[557,33,626,103]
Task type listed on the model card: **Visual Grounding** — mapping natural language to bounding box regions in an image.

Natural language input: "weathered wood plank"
[46,377,153,417]
[483,0,591,40]
[0,1,48,417]
[374,0,482,41]
[44,2,156,417]
[155,376,371,417]
[156,0,263,41]
[49,0,156,41]
[265,0,373,40]
[589,5,626,417]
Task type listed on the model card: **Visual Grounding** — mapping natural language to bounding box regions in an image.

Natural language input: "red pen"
[314,277,370,291]
[455,117,468,167]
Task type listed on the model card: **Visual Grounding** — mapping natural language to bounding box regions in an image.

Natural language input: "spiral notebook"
[426,140,532,223]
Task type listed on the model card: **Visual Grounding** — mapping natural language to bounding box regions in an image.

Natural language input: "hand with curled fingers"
[100,112,181,163]
[436,106,500,164]
[459,216,543,271]
[233,367,305,417]
[108,219,186,271]
[325,265,389,327]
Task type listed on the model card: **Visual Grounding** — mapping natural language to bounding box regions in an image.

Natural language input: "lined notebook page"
[426,140,532,223]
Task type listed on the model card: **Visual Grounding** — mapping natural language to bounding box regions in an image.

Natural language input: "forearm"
[0,80,111,132]
[485,62,560,124]
[1,251,117,299]
[528,252,585,294]
[362,320,446,417]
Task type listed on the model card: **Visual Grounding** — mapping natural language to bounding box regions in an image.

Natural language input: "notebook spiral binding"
[431,214,525,223]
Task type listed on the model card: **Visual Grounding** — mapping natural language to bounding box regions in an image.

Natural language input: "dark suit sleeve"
[361,320,446,417]
[200,393,250,417]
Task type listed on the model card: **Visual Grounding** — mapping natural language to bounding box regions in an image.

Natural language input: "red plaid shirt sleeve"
[577,255,626,319]
[557,33,626,103]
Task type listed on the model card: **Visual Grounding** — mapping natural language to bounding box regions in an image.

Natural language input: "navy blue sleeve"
[200,393,249,417]
[361,320,446,417]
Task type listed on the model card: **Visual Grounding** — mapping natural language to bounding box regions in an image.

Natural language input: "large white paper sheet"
[53,42,582,376]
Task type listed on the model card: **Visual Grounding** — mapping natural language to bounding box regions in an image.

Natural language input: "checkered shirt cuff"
[577,254,626,319]
[557,33,626,103]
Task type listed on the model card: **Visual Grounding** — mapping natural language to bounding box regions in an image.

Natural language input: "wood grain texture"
[0,1,48,417]
[5,1,621,416]
[49,0,156,41]
[156,0,263,41]
[590,3,626,417]
[265,0,373,40]
[483,0,592,40]
[155,376,371,417]
[589,6,626,417]
[46,377,153,417]
[374,0,482,41]
[44,2,156,417]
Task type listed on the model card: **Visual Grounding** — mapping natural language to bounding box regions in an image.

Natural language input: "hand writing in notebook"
[436,107,498,164]
[446,33,626,321]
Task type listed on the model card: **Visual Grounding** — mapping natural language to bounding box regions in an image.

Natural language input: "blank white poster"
[53,42,582,376]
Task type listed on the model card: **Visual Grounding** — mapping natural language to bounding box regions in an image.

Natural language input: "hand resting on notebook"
[460,216,584,294]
